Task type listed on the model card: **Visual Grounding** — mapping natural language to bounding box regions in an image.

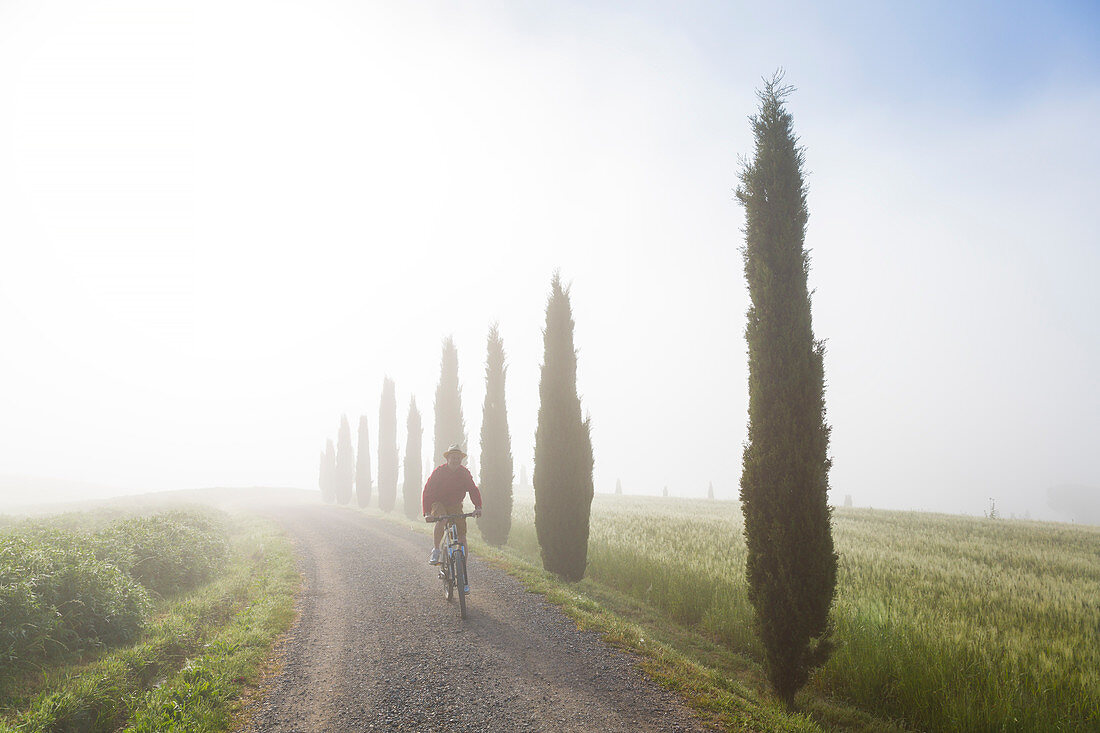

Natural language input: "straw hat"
[443,444,467,459]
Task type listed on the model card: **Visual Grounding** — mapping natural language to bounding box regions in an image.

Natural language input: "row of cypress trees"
[313,335,490,524]
[315,274,595,578]
[317,386,418,519]
[320,77,835,706]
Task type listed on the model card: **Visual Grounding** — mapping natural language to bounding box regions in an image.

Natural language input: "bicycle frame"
[442,519,464,569]
[428,512,476,618]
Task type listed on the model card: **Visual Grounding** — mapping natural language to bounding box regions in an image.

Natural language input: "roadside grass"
[481,550,833,732]
[0,513,298,733]
[0,509,231,686]
[360,502,887,732]
[363,493,1099,732]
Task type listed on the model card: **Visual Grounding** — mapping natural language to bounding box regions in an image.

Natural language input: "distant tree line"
[402,399,423,520]
[378,377,398,513]
[314,273,594,580]
[478,324,513,547]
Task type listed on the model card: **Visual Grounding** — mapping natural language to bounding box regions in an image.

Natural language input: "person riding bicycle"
[423,444,482,565]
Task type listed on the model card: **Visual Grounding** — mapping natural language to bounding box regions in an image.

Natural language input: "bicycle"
[426,512,477,619]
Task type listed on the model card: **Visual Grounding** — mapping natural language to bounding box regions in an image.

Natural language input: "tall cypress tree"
[615,478,622,495]
[736,75,837,707]
[478,324,514,546]
[534,273,594,582]
[402,397,423,520]
[335,414,355,505]
[322,439,336,504]
[378,377,399,512]
[433,336,466,466]
[355,415,372,508]
[318,449,332,503]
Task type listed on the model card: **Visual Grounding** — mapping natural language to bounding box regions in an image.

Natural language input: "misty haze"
[1,1,1097,731]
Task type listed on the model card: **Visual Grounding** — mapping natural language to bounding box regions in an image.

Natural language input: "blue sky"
[634,0,1100,107]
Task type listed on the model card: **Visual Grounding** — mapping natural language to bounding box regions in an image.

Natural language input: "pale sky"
[2,0,1097,519]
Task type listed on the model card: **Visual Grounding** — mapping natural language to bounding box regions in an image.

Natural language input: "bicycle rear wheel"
[456,551,467,619]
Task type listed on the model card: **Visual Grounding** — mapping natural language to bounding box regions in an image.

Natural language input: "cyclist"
[423,444,482,566]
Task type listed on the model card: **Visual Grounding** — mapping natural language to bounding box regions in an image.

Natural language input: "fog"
[2,1,1097,520]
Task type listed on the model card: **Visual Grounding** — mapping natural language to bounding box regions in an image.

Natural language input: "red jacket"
[422,464,482,515]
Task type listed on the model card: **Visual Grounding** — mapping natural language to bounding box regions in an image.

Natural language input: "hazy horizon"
[2,1,1098,521]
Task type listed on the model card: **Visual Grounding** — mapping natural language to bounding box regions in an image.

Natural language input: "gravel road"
[243,504,708,732]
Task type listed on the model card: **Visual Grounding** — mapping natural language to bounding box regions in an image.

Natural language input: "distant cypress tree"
[433,336,466,465]
[534,273,594,582]
[708,481,715,501]
[335,414,355,505]
[615,478,622,495]
[378,377,399,512]
[478,324,514,546]
[355,415,372,508]
[402,397,423,520]
[318,449,332,503]
[662,485,669,498]
[736,74,837,707]
[321,439,336,503]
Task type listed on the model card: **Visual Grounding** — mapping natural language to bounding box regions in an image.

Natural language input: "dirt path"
[243,505,708,732]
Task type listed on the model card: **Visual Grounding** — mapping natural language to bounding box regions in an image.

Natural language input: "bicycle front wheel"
[456,551,467,619]
[444,554,455,601]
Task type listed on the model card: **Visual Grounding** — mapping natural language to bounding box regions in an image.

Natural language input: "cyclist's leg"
[430,502,447,548]
[428,502,446,564]
[450,504,470,592]
[451,503,467,545]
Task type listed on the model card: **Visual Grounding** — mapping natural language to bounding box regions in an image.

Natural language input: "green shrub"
[2,516,298,733]
[0,532,150,676]
[46,556,151,648]
[0,509,227,686]
[100,515,228,597]
[0,569,61,668]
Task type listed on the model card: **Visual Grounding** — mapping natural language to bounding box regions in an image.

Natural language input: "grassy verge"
[0,514,298,733]
[479,549,828,732]
[360,504,899,732]
[499,495,1097,731]
[323,497,1099,730]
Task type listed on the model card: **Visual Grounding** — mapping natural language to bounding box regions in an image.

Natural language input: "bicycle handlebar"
[425,512,479,522]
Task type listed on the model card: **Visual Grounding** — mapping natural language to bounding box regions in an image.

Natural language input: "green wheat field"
[506,494,1099,732]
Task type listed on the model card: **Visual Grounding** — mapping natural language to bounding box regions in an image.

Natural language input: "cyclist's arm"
[422,468,437,518]
[465,469,483,511]
[466,475,483,517]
